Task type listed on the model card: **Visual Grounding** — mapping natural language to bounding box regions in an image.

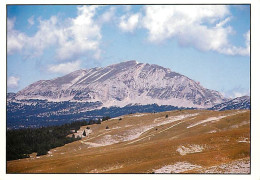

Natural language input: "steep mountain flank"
[14,60,227,108]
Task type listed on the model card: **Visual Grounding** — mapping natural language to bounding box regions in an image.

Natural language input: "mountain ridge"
[209,95,250,111]
[13,60,227,108]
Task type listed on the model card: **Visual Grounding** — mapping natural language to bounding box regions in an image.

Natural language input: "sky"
[7,5,250,98]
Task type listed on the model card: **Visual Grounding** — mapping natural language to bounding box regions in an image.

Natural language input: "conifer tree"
[83,130,86,136]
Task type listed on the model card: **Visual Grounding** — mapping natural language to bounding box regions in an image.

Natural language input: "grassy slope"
[7,109,250,173]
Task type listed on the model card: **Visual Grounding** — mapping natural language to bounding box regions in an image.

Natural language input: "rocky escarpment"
[14,60,227,108]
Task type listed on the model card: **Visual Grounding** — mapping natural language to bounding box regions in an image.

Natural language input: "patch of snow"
[124,125,133,128]
[160,113,199,126]
[111,126,121,130]
[91,69,113,83]
[230,121,249,129]
[74,129,92,138]
[237,137,250,143]
[83,135,119,147]
[187,116,226,129]
[82,113,199,148]
[198,158,250,174]
[127,121,183,145]
[154,162,202,173]
[76,69,96,84]
[124,113,198,143]
[208,130,217,134]
[130,113,146,117]
[89,164,123,173]
[81,142,101,147]
[187,111,247,129]
[176,144,205,156]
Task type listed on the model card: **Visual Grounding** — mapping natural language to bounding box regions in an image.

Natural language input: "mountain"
[7,92,16,101]
[14,60,227,109]
[209,96,250,111]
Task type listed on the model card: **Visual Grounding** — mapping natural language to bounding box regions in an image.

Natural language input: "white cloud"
[8,17,59,56]
[141,5,230,42]
[222,87,250,98]
[7,18,28,54]
[8,5,250,59]
[27,16,61,58]
[7,5,103,60]
[98,6,116,24]
[56,5,102,60]
[28,16,35,26]
[216,17,231,28]
[118,5,250,56]
[47,60,81,74]
[119,13,140,32]
[7,76,20,88]
[218,30,250,56]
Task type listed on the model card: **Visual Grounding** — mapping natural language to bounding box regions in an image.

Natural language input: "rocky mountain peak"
[14,60,227,108]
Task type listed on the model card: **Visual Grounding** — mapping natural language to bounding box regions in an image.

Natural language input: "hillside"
[7,109,250,173]
[209,96,250,111]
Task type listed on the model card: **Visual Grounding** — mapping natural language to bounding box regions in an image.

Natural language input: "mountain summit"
[15,60,227,108]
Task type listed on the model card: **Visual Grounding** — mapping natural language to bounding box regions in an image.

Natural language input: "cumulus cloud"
[8,16,61,56]
[55,6,102,60]
[7,18,28,54]
[28,16,61,58]
[98,6,116,24]
[7,5,250,59]
[119,13,140,32]
[7,76,20,88]
[47,60,81,74]
[222,87,250,98]
[141,5,231,43]
[217,30,250,56]
[118,5,250,56]
[7,5,103,60]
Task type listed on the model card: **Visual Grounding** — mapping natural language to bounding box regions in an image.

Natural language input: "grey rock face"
[209,96,250,111]
[15,60,227,108]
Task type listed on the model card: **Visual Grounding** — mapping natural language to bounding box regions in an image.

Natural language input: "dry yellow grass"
[7,109,250,174]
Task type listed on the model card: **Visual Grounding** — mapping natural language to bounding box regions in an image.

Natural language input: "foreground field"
[7,109,250,173]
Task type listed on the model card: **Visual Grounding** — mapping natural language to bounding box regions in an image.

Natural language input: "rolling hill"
[7,109,250,174]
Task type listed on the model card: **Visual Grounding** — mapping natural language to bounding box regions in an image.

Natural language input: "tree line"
[6,119,105,161]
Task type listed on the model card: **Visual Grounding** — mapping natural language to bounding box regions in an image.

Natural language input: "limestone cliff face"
[15,60,227,108]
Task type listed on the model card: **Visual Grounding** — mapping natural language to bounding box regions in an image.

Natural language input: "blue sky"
[7,5,250,98]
